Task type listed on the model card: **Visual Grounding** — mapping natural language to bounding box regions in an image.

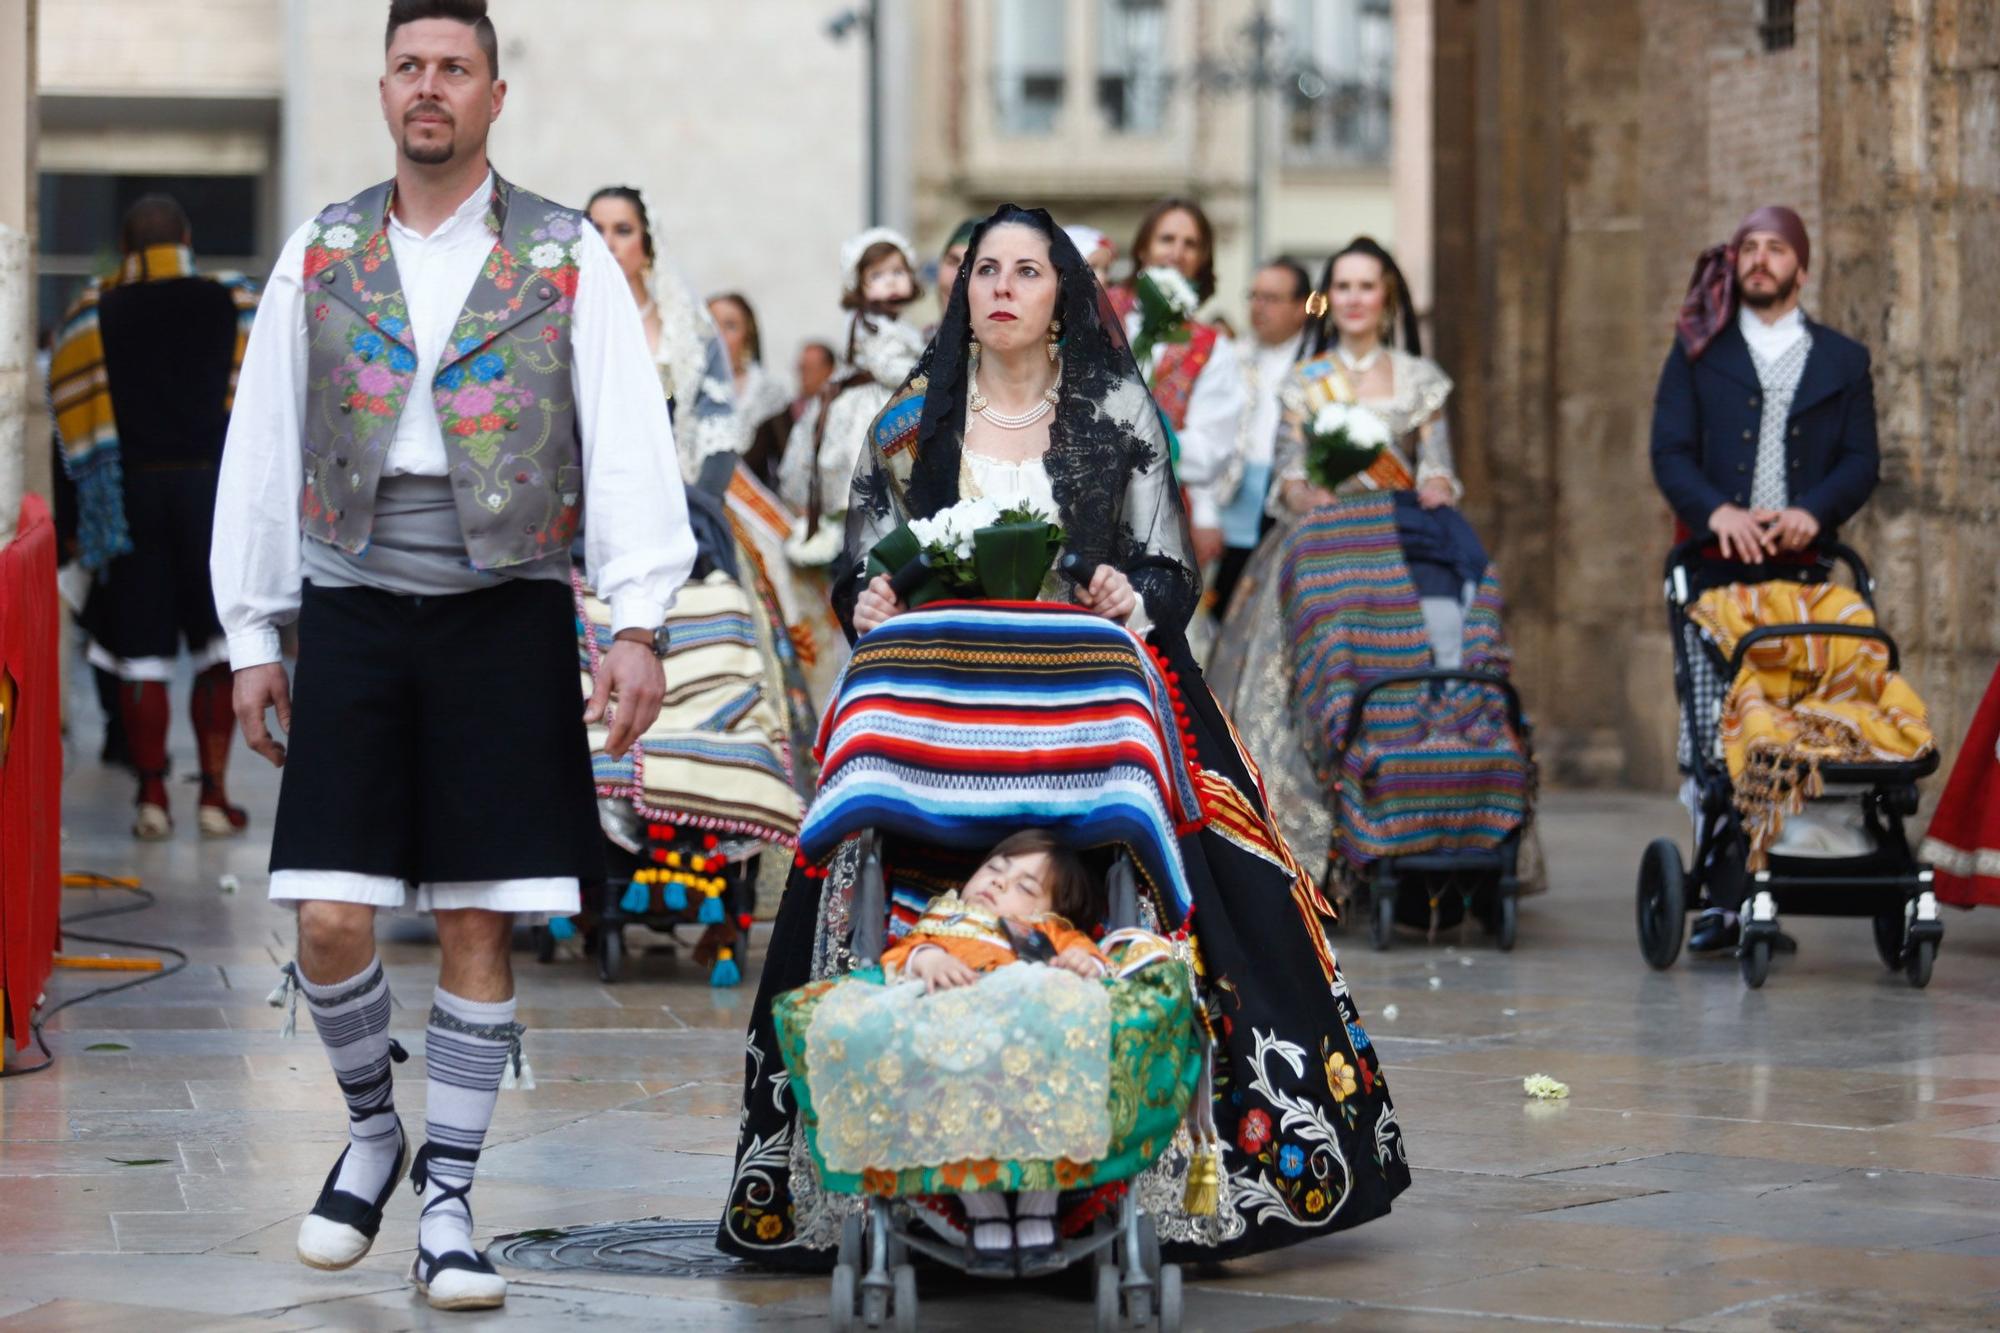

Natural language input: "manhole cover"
[493,1218,784,1279]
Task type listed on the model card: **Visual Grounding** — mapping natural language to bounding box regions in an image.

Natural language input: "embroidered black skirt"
[269,578,604,886]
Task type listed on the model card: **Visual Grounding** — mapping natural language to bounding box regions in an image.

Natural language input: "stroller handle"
[1334,668,1527,763]
[887,553,934,601]
[1728,621,1901,676]
[1057,551,1102,586]
[1662,537,1876,607]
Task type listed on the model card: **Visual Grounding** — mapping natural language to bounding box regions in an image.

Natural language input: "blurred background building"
[905,0,1430,325]
[4,0,1996,792]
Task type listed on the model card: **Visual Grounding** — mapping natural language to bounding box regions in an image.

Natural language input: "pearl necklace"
[1336,344,1381,374]
[969,355,1060,430]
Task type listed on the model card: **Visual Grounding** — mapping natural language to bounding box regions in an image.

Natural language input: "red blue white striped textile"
[799,603,1203,924]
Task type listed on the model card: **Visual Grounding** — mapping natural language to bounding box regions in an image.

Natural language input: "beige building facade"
[905,0,1430,327]
[35,0,873,387]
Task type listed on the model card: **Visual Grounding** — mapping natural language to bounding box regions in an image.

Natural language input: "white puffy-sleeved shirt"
[211,173,696,669]
[1123,309,1247,530]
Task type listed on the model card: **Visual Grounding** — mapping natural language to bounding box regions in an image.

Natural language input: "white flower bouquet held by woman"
[868,494,1065,607]
[1131,265,1200,367]
[1302,401,1395,492]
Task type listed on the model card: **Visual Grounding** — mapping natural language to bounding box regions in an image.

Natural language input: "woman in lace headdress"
[1205,238,1473,864]
[708,291,795,452]
[718,205,1409,1270]
[585,187,818,813]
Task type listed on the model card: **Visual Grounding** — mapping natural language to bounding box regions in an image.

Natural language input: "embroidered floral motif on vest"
[300,174,588,570]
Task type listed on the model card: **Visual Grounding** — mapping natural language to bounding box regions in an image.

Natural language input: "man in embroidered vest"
[49,194,259,841]
[1650,204,1880,954]
[211,0,694,1310]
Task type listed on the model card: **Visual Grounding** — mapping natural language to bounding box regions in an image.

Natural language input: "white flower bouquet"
[1302,401,1394,492]
[869,494,1065,606]
[1132,265,1201,366]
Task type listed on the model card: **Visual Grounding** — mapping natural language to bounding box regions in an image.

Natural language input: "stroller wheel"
[1636,839,1687,970]
[1905,938,1936,989]
[891,1264,917,1333]
[1371,879,1397,952]
[1740,935,1771,990]
[1158,1263,1184,1333]
[597,924,623,984]
[1872,911,1904,971]
[1094,1263,1119,1332]
[829,1263,857,1332]
[1495,894,1518,952]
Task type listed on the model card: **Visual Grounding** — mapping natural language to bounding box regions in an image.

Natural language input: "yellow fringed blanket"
[1689,582,1933,866]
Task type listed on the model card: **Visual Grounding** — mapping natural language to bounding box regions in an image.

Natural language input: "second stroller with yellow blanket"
[1639,539,1942,989]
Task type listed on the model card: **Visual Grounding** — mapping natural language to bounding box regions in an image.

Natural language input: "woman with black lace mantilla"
[717,206,1409,1268]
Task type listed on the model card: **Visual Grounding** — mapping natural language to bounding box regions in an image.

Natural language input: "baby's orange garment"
[880,916,1105,975]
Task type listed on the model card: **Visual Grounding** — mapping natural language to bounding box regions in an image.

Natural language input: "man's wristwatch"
[614,626,670,656]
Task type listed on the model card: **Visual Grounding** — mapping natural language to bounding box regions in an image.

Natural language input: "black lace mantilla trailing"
[831,205,1200,638]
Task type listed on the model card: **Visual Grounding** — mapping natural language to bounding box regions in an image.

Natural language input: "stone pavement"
[8,703,2000,1331]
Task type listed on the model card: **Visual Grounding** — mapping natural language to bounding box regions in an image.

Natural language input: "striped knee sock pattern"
[418,989,518,1260]
[300,959,403,1202]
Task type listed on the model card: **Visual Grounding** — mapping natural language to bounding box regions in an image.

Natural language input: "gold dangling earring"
[1047,319,1062,365]
[968,335,986,412]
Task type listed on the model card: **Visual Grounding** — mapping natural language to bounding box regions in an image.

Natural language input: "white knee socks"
[301,959,404,1201]
[418,988,517,1260]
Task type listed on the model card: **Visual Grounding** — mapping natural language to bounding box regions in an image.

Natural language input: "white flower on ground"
[1522,1073,1570,1100]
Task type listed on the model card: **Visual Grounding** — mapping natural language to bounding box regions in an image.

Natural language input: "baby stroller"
[1638,539,1942,989]
[780,602,1213,1331]
[538,479,807,985]
[813,837,1193,1333]
[1342,669,1533,952]
[1275,495,1537,951]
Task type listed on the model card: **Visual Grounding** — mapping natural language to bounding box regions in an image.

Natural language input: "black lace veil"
[831,204,1199,638]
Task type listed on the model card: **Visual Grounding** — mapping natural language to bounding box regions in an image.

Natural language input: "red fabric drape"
[0,495,61,1049]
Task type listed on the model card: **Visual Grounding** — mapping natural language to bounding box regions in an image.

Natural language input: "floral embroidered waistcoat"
[1148,322,1218,431]
[300,174,586,570]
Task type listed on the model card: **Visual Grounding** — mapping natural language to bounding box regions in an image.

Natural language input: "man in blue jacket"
[1650,204,1880,951]
[1652,205,1878,562]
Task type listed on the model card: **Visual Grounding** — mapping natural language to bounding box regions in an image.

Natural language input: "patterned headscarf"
[1676,205,1811,360]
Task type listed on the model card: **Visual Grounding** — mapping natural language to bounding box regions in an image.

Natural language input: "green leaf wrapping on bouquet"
[1304,433,1386,493]
[973,521,1064,601]
[866,523,953,608]
[1132,272,1194,369]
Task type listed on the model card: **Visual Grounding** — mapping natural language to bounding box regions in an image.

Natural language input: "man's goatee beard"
[401,136,455,166]
[1740,274,1798,309]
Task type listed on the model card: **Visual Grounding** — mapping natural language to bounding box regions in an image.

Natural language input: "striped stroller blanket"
[798,603,1203,925]
[578,572,804,847]
[1279,496,1530,865]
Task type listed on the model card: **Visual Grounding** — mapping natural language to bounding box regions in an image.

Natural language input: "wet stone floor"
[8,701,2000,1331]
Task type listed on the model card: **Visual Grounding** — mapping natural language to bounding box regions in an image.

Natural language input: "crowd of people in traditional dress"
[38,0,2000,1315]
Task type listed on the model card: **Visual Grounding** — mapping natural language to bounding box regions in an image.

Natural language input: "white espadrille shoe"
[411,1246,508,1311]
[296,1123,408,1270]
[408,1143,506,1311]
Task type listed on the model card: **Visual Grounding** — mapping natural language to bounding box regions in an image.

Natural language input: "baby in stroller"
[878,829,1111,1270]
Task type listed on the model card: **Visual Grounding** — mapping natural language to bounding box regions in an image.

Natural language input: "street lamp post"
[1181,6,1295,267]
[828,4,883,228]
